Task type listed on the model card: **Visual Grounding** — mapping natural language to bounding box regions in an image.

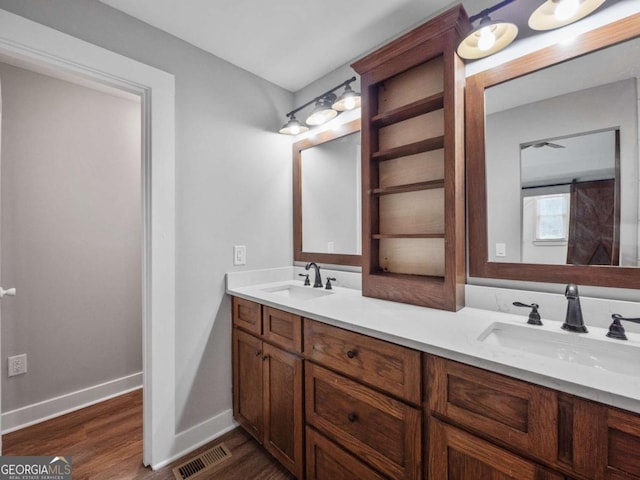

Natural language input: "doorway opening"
[0,57,144,461]
[0,8,177,468]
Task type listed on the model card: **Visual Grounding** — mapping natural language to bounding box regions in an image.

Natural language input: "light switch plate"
[233,245,247,266]
[495,243,506,257]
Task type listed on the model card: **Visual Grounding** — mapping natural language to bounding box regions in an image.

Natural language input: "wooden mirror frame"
[293,118,361,267]
[467,13,640,289]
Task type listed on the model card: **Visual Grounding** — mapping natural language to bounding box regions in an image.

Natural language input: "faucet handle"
[298,273,310,286]
[325,277,336,290]
[606,314,640,341]
[512,302,543,326]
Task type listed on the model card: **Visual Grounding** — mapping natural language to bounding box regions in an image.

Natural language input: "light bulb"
[555,0,580,21]
[344,96,356,110]
[477,26,496,52]
[290,124,300,135]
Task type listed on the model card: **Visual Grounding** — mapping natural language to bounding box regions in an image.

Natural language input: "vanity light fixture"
[529,0,606,30]
[278,77,360,135]
[279,114,309,135]
[457,0,518,60]
[460,0,606,61]
[306,94,338,126]
[332,84,361,112]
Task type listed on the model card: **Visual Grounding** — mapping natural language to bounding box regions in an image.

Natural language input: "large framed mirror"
[467,13,640,289]
[293,118,361,266]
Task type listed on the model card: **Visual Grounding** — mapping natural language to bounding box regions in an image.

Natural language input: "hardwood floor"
[3,390,294,480]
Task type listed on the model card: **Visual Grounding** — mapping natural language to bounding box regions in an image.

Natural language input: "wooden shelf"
[372,180,444,196]
[373,136,445,162]
[372,93,444,128]
[371,271,445,282]
[373,233,445,239]
[352,4,468,311]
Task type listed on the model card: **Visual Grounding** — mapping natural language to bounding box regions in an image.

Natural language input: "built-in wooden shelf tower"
[352,6,469,311]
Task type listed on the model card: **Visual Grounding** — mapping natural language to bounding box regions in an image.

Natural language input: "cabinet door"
[306,427,386,480]
[606,409,640,480]
[232,328,263,442]
[571,397,640,480]
[429,418,564,480]
[263,342,304,479]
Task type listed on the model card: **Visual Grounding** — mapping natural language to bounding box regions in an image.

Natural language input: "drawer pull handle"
[346,350,358,359]
[347,413,358,423]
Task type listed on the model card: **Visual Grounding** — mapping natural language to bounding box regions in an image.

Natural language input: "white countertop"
[226,268,640,414]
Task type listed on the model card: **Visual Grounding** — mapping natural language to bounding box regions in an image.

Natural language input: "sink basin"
[262,284,334,300]
[478,322,640,377]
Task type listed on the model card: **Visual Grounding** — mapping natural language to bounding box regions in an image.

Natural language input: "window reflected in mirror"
[519,130,620,266]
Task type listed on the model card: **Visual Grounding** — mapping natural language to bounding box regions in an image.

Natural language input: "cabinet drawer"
[263,306,302,353]
[232,297,262,335]
[306,427,386,480]
[304,318,421,404]
[305,362,421,480]
[427,355,558,464]
[429,418,564,480]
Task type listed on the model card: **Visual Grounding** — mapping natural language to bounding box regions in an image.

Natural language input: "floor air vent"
[172,442,232,480]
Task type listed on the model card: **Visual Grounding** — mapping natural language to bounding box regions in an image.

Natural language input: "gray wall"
[0,0,293,435]
[0,62,142,411]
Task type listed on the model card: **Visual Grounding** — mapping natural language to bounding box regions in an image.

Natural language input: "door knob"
[0,287,16,299]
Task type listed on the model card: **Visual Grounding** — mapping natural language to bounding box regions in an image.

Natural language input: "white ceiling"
[99,0,494,92]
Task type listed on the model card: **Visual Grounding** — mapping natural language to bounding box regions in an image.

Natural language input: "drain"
[173,442,232,480]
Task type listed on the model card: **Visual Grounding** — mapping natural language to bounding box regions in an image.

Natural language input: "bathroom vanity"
[228,271,640,480]
[229,6,640,480]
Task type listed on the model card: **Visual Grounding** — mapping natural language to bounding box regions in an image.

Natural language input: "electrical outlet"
[495,243,507,257]
[233,245,247,266]
[327,241,335,253]
[8,353,27,377]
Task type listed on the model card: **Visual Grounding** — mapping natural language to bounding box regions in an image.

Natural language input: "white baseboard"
[1,372,143,434]
[151,409,238,470]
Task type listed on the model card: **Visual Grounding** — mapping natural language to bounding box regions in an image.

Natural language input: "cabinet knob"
[255,350,262,356]
[347,413,358,422]
[346,350,357,359]
[262,355,269,361]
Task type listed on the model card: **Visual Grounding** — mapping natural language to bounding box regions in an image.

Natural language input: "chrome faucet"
[305,262,323,288]
[561,284,588,333]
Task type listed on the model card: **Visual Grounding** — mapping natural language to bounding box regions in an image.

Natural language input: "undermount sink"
[262,284,334,300]
[478,322,640,377]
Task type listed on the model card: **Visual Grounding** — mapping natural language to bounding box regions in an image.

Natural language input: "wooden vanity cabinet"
[425,355,640,480]
[232,297,640,480]
[232,298,304,479]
